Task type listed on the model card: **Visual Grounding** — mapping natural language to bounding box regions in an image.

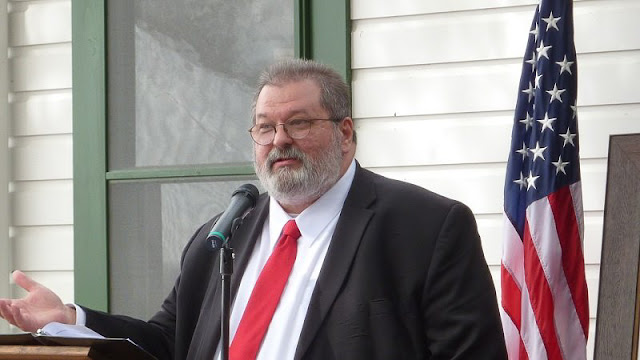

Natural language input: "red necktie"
[229,220,301,360]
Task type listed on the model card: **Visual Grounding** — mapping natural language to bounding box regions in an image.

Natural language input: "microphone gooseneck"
[207,184,259,250]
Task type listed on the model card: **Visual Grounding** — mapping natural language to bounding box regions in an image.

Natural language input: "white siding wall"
[351,0,640,358]
[0,0,74,332]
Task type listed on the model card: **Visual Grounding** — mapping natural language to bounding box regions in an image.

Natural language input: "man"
[0,59,507,359]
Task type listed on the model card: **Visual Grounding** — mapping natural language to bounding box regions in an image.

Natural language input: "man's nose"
[272,124,294,147]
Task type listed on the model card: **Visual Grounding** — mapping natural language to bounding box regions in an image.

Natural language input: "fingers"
[0,300,18,327]
[0,300,40,333]
[12,270,40,293]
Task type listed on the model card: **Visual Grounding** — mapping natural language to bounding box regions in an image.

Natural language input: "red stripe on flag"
[523,219,563,360]
[547,187,589,337]
[501,264,522,330]
[500,264,529,360]
[520,338,529,360]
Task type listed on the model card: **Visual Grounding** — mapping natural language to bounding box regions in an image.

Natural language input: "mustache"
[265,147,306,169]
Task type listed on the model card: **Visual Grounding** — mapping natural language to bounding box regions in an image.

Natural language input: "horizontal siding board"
[12,225,74,271]
[352,51,640,118]
[355,114,512,167]
[12,134,73,180]
[353,61,519,118]
[11,90,73,136]
[352,0,640,68]
[579,51,640,106]
[9,42,72,92]
[354,104,640,167]
[574,0,640,54]
[11,180,73,226]
[352,8,533,68]
[575,105,640,158]
[366,157,607,214]
[9,0,71,46]
[352,0,539,19]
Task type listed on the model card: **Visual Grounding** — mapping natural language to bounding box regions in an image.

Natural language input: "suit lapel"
[188,195,270,359]
[294,165,376,360]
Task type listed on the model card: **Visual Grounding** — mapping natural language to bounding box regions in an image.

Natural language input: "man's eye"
[288,119,309,128]
[257,124,274,133]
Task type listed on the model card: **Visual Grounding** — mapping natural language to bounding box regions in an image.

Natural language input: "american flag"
[500,0,589,359]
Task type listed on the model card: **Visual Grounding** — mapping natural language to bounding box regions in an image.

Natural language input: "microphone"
[207,184,259,250]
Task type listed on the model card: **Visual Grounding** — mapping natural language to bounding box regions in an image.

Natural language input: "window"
[72,0,350,315]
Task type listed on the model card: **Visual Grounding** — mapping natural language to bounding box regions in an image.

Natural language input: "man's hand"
[0,270,76,332]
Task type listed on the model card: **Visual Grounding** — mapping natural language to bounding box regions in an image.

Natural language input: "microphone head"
[233,183,259,207]
[207,184,260,251]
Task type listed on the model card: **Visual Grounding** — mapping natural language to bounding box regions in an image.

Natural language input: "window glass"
[109,179,263,318]
[107,0,294,169]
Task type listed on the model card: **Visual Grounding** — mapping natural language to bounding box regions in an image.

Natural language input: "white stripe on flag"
[502,214,525,287]
[521,285,548,360]
[500,306,521,360]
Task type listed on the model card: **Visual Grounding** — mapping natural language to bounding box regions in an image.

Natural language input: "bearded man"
[0,59,507,360]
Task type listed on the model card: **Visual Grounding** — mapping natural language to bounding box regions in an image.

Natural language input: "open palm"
[0,271,75,333]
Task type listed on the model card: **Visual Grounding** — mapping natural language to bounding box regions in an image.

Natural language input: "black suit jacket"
[84,164,507,359]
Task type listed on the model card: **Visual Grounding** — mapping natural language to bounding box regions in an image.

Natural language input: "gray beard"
[255,134,343,208]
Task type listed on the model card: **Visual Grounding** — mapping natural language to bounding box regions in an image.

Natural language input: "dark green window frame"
[72,0,350,310]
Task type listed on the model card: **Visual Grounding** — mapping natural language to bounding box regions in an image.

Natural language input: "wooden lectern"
[0,333,157,360]
[0,345,93,360]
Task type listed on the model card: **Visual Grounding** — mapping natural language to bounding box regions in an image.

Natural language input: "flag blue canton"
[504,0,581,238]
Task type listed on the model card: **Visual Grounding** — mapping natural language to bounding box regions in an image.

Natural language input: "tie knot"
[282,220,301,240]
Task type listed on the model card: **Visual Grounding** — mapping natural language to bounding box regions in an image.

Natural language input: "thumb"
[12,270,40,293]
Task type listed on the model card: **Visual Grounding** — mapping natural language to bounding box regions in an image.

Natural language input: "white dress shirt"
[214,159,356,359]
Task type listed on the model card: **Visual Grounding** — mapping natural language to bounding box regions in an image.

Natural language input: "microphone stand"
[220,217,243,360]
[220,244,233,360]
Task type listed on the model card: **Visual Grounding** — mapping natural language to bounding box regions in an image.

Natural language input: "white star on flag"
[552,155,570,174]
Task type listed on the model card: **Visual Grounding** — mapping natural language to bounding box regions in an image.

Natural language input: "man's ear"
[339,117,355,150]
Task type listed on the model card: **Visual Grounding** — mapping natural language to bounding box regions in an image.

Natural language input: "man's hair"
[251,58,356,143]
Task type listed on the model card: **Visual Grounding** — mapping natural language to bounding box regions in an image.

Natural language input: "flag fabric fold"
[500,0,589,359]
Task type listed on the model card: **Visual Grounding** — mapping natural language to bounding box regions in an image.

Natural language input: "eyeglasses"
[248,118,341,145]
